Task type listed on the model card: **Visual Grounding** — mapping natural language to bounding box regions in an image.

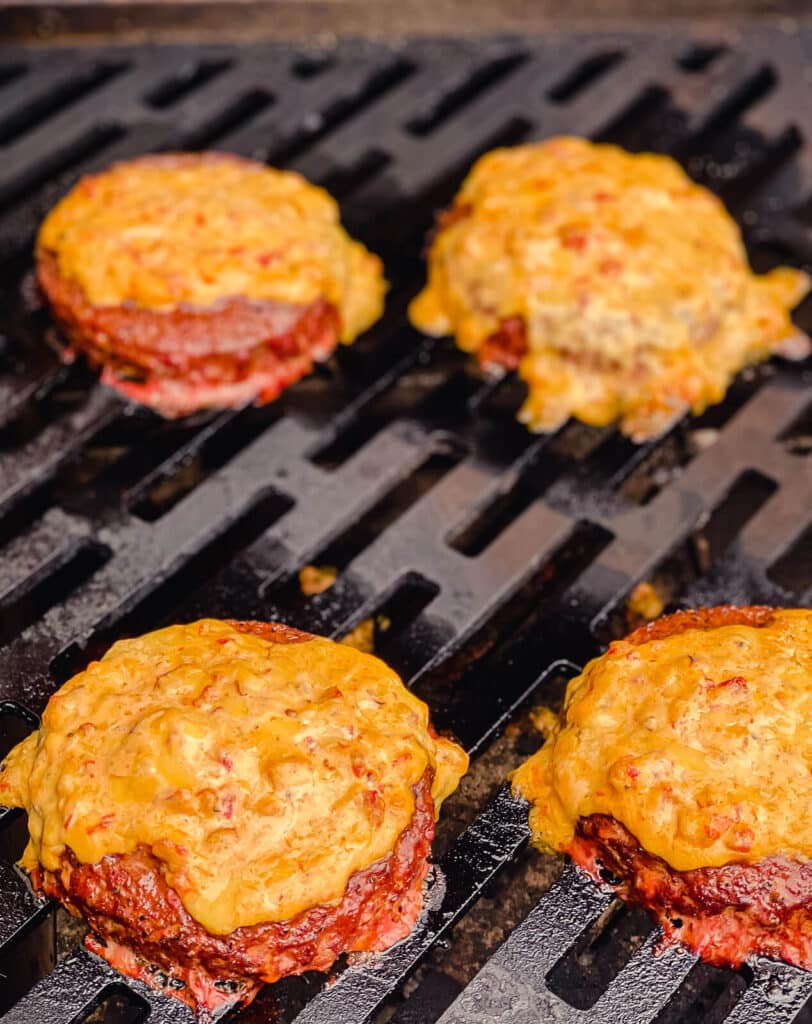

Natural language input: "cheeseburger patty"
[0,620,467,1015]
[410,138,810,441]
[512,606,812,970]
[36,153,386,417]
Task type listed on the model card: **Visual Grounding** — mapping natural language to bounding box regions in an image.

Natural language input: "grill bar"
[0,25,810,1024]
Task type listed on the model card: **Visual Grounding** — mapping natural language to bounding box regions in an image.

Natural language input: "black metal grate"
[0,26,810,1024]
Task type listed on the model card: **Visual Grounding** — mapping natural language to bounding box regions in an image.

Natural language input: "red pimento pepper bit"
[707,676,748,691]
[728,824,755,852]
[256,251,279,267]
[363,788,385,826]
[218,793,236,820]
[87,813,115,835]
[560,227,589,251]
[351,758,375,782]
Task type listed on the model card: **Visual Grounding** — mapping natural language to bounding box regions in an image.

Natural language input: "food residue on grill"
[410,136,810,441]
[298,564,339,596]
[625,580,666,625]
[0,618,468,1016]
[511,605,812,972]
[528,705,559,740]
[36,153,386,418]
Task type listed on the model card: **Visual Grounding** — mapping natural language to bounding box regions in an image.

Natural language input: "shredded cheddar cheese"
[0,620,467,935]
[410,137,809,440]
[511,609,812,871]
[37,154,386,343]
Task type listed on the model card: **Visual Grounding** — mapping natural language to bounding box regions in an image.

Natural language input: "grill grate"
[0,26,811,1024]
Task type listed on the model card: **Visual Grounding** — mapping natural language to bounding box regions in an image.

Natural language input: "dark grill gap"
[0,123,126,214]
[405,53,530,136]
[768,523,812,597]
[0,62,128,146]
[0,27,809,1024]
[0,65,27,89]
[182,88,275,151]
[546,51,625,104]
[144,59,234,109]
[270,58,417,166]
[545,901,654,1009]
[677,45,728,72]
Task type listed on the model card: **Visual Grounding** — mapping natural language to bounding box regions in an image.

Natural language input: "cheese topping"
[0,620,468,935]
[512,609,812,871]
[410,137,809,439]
[37,154,386,343]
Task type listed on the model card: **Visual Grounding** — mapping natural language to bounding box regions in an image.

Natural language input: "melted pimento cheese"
[37,154,385,343]
[511,609,812,871]
[0,620,467,935]
[410,137,809,440]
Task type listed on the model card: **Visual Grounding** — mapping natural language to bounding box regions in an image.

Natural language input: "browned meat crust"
[478,316,528,371]
[34,773,434,1014]
[566,603,811,972]
[570,814,812,971]
[28,620,436,1016]
[36,249,340,419]
[222,619,314,644]
[622,604,776,646]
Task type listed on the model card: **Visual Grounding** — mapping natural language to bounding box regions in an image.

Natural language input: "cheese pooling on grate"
[37,154,385,343]
[410,137,810,440]
[0,620,468,935]
[511,609,812,871]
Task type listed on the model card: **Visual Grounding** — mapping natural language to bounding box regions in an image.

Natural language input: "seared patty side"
[37,249,341,418]
[570,813,812,970]
[34,771,435,1015]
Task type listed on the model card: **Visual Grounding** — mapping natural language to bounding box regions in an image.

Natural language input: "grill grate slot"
[144,59,234,109]
[0,62,128,147]
[0,27,809,1024]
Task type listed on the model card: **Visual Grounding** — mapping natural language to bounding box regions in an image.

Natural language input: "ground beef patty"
[512,605,812,971]
[570,813,812,971]
[0,619,468,1016]
[35,153,386,418]
[32,771,435,1015]
[410,138,810,441]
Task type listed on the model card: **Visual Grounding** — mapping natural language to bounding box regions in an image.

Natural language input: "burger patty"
[409,137,810,441]
[511,603,812,974]
[33,770,435,1016]
[570,813,812,971]
[478,316,528,371]
[623,604,776,645]
[34,152,386,419]
[37,250,341,418]
[577,606,812,972]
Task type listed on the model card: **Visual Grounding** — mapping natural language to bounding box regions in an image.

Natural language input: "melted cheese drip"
[0,620,468,934]
[37,155,386,343]
[512,610,812,871]
[410,137,809,439]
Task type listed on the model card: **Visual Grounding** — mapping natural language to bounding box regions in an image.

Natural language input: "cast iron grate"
[0,25,810,1024]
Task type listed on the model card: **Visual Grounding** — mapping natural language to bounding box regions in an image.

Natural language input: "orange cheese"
[0,620,467,935]
[37,154,385,343]
[512,609,812,871]
[410,137,809,440]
